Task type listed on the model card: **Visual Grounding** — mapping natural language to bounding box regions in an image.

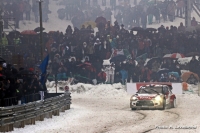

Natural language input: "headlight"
[155,96,162,102]
[131,97,138,101]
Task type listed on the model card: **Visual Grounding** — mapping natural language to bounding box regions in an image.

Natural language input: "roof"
[141,84,172,90]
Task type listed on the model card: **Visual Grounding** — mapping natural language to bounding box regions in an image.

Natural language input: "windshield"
[138,87,163,94]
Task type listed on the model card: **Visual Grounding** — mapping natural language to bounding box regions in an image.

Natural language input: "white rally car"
[130,84,176,110]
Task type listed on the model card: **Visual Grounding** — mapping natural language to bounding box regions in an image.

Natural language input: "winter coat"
[178,25,185,32]
[97,71,106,82]
[82,45,90,55]
[138,41,145,50]
[13,38,21,45]
[161,63,169,69]
[191,20,198,27]
[2,36,8,46]
[15,82,23,100]
[87,44,94,55]
[94,41,101,51]
[100,42,111,59]
[110,38,117,49]
[152,62,160,72]
[189,59,199,73]
[108,66,115,75]
[93,60,102,73]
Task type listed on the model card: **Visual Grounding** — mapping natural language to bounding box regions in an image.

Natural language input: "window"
[163,86,169,94]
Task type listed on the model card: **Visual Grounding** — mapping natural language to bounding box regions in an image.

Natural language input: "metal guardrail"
[0,92,71,132]
[1,93,42,107]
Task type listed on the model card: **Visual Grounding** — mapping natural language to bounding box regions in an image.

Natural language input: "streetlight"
[39,0,43,60]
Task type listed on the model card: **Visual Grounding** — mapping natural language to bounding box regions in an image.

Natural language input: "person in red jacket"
[97,69,106,83]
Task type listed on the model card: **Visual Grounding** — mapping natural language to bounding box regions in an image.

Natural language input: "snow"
[9,82,200,133]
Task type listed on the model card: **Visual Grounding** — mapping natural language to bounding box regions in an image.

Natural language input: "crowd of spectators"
[1,0,199,29]
[0,62,47,107]
[57,0,200,29]
[1,20,200,85]
[1,0,200,105]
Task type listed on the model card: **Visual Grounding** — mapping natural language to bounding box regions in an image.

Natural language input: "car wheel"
[131,108,136,110]
[171,98,176,108]
[161,99,166,110]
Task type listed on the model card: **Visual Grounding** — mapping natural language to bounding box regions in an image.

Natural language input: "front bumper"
[130,100,164,109]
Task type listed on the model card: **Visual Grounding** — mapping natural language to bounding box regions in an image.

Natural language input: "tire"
[161,99,166,110]
[171,98,176,108]
[131,108,136,110]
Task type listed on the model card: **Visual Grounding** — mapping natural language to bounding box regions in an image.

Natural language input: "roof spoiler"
[163,84,173,90]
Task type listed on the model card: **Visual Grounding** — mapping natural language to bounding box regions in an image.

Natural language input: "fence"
[1,92,42,107]
[0,92,71,132]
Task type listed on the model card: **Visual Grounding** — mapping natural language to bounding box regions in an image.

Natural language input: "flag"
[39,55,49,74]
[39,55,49,85]
[111,49,132,59]
[123,49,132,59]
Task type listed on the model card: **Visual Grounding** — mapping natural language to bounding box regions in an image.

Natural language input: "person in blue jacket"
[120,67,128,85]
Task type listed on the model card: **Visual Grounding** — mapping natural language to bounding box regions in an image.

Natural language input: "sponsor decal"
[138,96,152,100]
[136,82,172,90]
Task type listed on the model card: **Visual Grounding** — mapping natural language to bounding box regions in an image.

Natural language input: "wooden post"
[31,118,36,125]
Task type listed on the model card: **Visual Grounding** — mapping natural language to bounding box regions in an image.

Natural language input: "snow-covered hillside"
[17,0,200,33]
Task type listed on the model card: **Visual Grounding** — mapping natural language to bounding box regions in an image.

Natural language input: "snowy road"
[55,95,198,133]
[10,83,200,133]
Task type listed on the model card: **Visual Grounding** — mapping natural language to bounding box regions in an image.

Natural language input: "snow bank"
[47,79,200,97]
[46,80,71,93]
[70,83,128,98]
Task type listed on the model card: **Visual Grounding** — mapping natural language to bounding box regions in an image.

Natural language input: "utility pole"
[185,0,191,27]
[0,21,2,58]
[39,0,43,60]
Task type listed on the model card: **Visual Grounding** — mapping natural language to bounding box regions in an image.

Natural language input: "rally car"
[130,84,176,110]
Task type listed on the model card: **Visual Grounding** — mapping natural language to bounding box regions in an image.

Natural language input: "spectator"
[178,22,185,32]
[119,66,128,85]
[191,17,198,26]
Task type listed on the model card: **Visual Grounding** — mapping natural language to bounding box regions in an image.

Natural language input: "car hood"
[135,94,161,100]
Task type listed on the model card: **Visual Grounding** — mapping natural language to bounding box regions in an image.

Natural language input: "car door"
[169,88,175,102]
[163,86,170,104]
